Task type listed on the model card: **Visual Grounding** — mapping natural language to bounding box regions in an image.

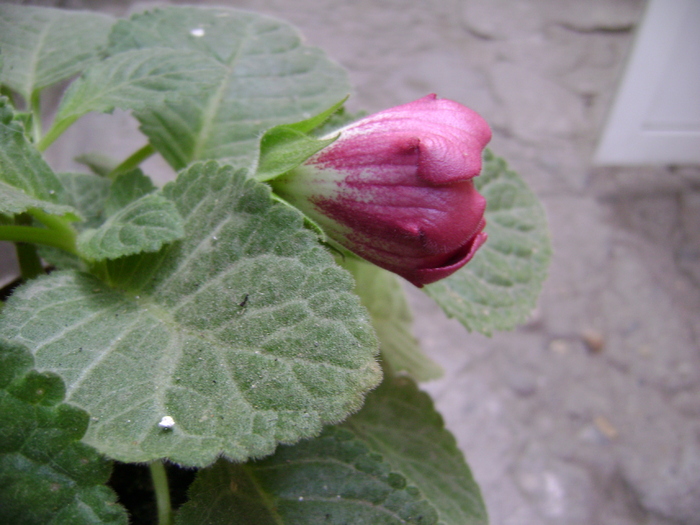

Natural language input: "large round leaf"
[0,162,380,466]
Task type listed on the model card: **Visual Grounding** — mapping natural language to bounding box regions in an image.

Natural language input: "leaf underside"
[344,258,442,382]
[425,150,551,334]
[0,162,380,466]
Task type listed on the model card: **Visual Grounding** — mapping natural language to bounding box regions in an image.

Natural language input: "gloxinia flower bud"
[271,94,491,287]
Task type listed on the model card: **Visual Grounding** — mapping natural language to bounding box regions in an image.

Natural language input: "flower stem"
[108,144,156,180]
[149,460,173,525]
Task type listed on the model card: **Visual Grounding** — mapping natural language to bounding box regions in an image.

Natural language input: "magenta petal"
[271,94,492,287]
[404,231,488,287]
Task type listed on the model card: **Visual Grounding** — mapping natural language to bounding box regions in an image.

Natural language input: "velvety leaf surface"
[175,376,486,525]
[77,192,183,261]
[56,172,111,230]
[425,151,551,334]
[103,169,156,217]
[0,5,114,100]
[0,339,127,525]
[107,6,350,170]
[54,47,225,131]
[76,168,183,261]
[0,97,78,218]
[344,258,442,382]
[37,172,111,272]
[0,162,380,466]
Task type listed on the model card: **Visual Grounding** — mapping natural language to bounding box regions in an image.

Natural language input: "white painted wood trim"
[594,0,700,165]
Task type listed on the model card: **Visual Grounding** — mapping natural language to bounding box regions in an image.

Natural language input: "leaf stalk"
[30,90,42,143]
[37,114,78,152]
[149,460,173,525]
[0,225,76,255]
[108,144,156,179]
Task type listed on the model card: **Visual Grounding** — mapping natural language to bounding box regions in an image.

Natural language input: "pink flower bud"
[272,94,491,287]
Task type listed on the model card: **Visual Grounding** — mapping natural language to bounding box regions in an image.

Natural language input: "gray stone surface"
[8,0,700,523]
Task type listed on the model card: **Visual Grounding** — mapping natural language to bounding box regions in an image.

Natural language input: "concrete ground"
[9,0,700,523]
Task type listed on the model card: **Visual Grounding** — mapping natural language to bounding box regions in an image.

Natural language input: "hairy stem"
[150,460,173,525]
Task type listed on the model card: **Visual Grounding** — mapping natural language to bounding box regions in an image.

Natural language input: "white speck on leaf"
[158,416,175,429]
[190,28,205,37]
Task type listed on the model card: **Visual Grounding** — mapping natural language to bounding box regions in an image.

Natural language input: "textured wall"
[10,1,700,523]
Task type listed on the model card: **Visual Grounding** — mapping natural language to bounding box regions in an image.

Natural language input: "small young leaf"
[56,172,111,229]
[108,6,350,170]
[46,170,177,266]
[77,193,184,261]
[175,376,486,525]
[36,172,111,271]
[256,133,335,184]
[0,339,128,525]
[255,98,346,182]
[104,169,156,216]
[425,151,551,334]
[0,5,114,100]
[0,97,79,219]
[344,258,442,382]
[1,162,380,466]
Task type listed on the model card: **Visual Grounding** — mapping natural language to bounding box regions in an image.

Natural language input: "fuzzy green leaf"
[37,172,111,271]
[77,193,183,261]
[0,97,78,219]
[0,340,127,525]
[76,169,182,261]
[51,47,226,136]
[0,162,380,466]
[103,169,156,217]
[107,6,350,170]
[0,5,114,100]
[56,172,111,230]
[344,258,442,382]
[43,170,174,267]
[425,151,551,334]
[175,376,486,525]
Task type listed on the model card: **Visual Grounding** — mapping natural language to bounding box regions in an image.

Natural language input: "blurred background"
[3,1,700,523]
